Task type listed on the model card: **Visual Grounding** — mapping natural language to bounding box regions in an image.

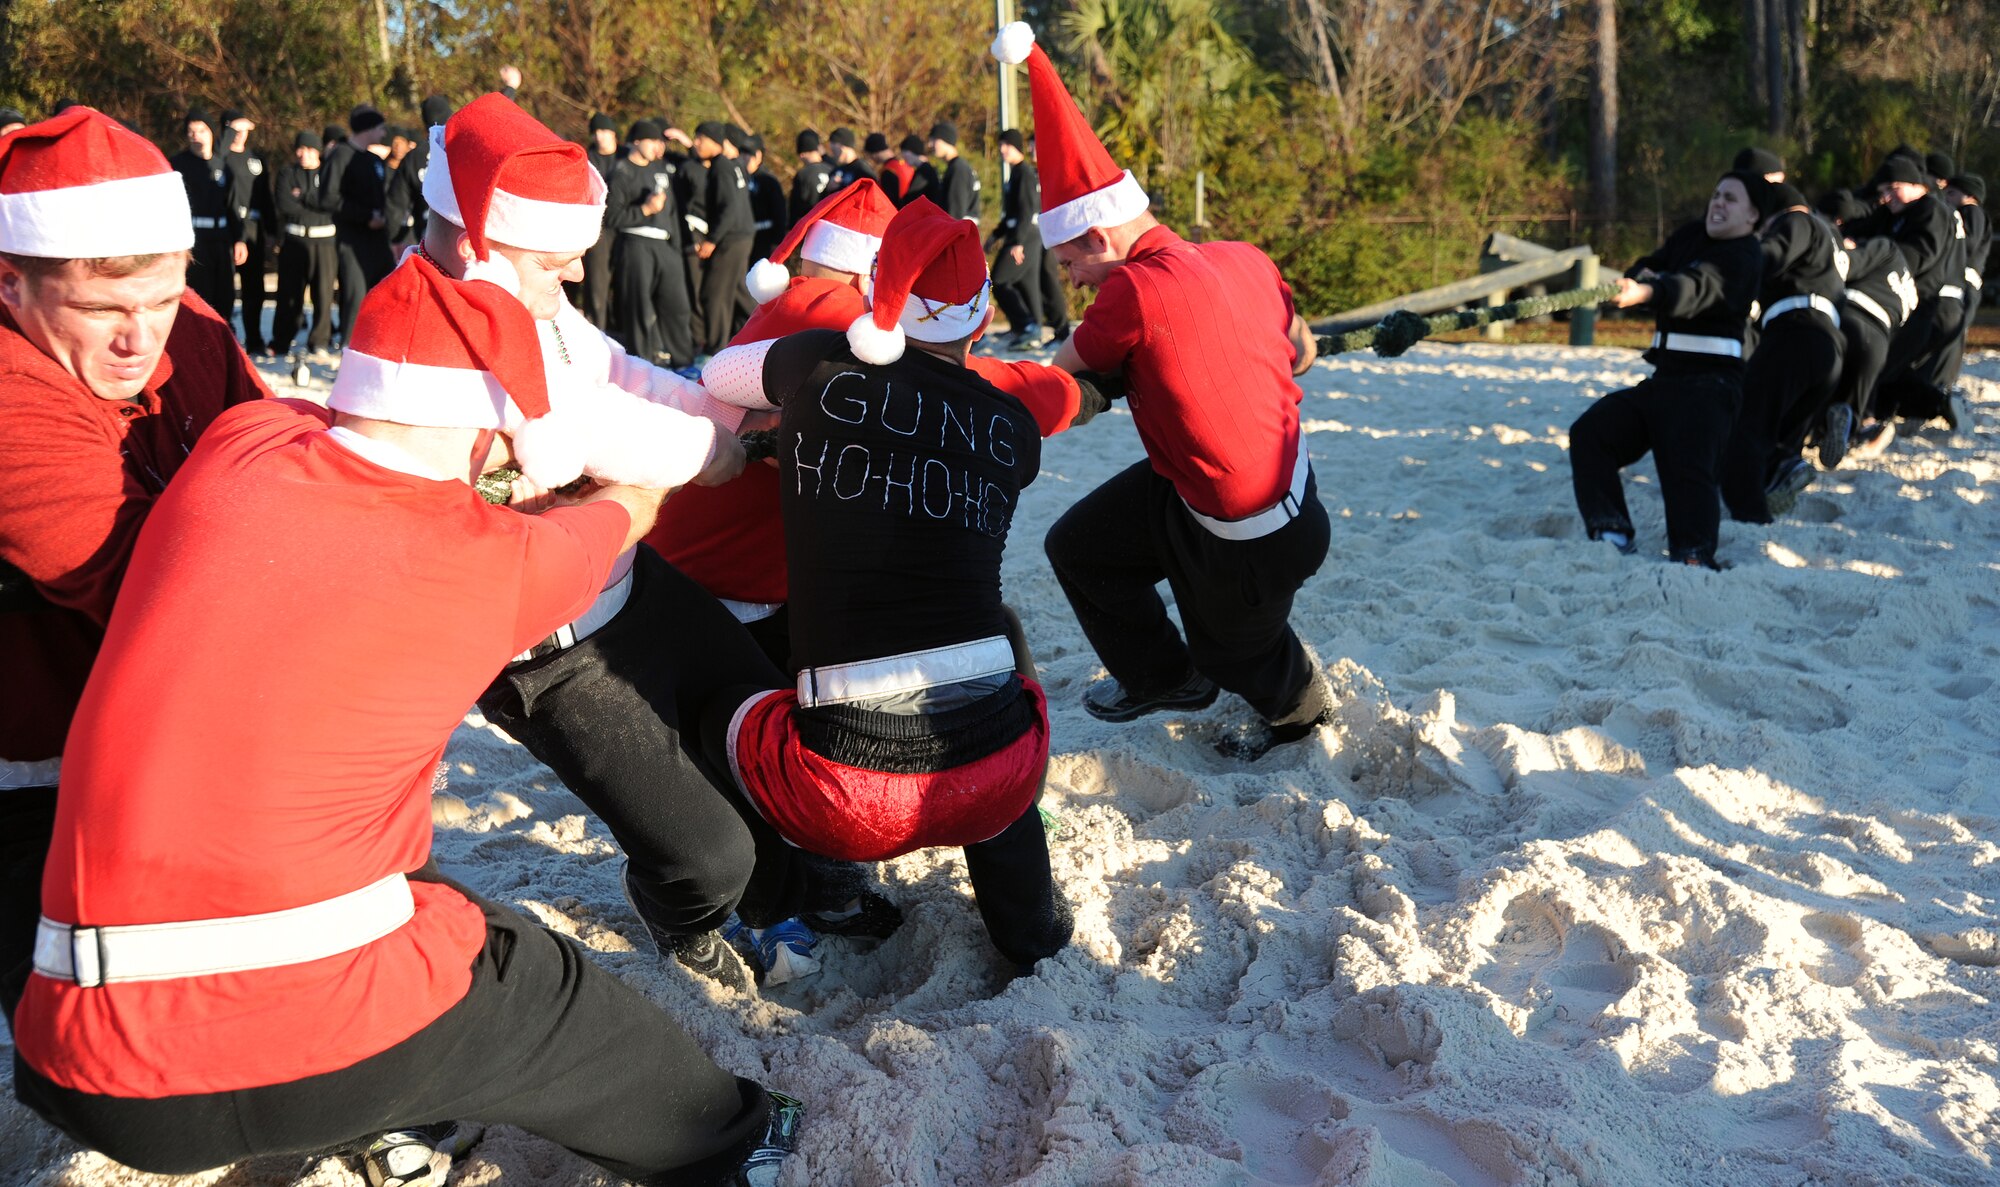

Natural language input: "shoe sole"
[1819,408,1853,470]
[1083,683,1220,723]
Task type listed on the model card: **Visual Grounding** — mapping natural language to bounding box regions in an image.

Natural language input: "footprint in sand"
[1477,898,1638,1039]
[1800,911,1867,989]
[1164,1061,1345,1187]
[1935,674,1992,701]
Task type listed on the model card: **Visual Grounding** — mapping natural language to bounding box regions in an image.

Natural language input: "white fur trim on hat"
[421,125,459,226]
[1040,170,1150,247]
[485,183,605,254]
[326,351,513,428]
[745,258,791,304]
[991,22,1036,66]
[847,313,906,365]
[800,220,882,276]
[509,402,589,489]
[900,281,990,344]
[0,172,193,258]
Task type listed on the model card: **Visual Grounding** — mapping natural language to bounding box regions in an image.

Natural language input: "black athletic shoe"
[1082,672,1219,723]
[1048,324,1071,345]
[1764,457,1814,516]
[801,889,904,940]
[730,1092,805,1187]
[1945,386,1975,432]
[621,860,751,991]
[1214,711,1330,761]
[1820,405,1855,470]
[360,1122,480,1187]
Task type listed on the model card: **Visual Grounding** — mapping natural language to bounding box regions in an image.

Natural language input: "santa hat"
[422,93,606,263]
[0,107,193,259]
[746,177,897,304]
[327,255,587,489]
[990,22,1149,247]
[846,199,990,364]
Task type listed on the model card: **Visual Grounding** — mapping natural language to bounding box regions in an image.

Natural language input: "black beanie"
[998,129,1025,152]
[1732,146,1783,176]
[421,96,454,128]
[628,118,664,142]
[1878,155,1926,186]
[928,120,958,146]
[724,124,754,153]
[293,130,322,151]
[1765,182,1807,213]
[219,108,245,127]
[322,124,347,144]
[1888,144,1922,165]
[746,134,764,155]
[1926,151,1956,180]
[1954,174,1987,204]
[694,120,726,144]
[185,108,216,131]
[1816,190,1868,224]
[828,127,856,149]
[589,112,617,133]
[0,108,24,127]
[899,134,924,154]
[863,131,889,154]
[349,106,385,134]
[1723,171,1776,217]
[796,129,821,153]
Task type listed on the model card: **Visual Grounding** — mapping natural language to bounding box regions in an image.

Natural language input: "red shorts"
[728,679,1049,862]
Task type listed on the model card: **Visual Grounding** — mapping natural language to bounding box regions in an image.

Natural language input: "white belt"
[621,226,670,240]
[797,635,1015,709]
[511,566,635,664]
[1182,448,1311,542]
[1967,267,1983,291]
[190,216,225,230]
[1,756,60,790]
[1650,332,1744,358]
[722,598,783,624]
[33,872,414,988]
[1844,291,1893,329]
[1939,285,1965,302]
[285,223,337,239]
[753,219,774,231]
[1762,293,1840,329]
[685,215,711,235]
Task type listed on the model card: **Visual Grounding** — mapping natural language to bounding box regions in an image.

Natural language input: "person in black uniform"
[219,110,274,355]
[1859,155,1971,430]
[725,127,768,328]
[383,95,452,257]
[1569,171,1763,569]
[1816,192,1917,465]
[1947,173,1989,361]
[1733,146,1785,183]
[745,134,788,266]
[689,121,755,354]
[897,135,940,209]
[1030,134,1071,344]
[170,110,244,326]
[790,130,833,223]
[606,120,696,368]
[571,112,622,328]
[322,106,394,346]
[826,128,874,191]
[988,129,1044,349]
[271,130,338,358]
[861,132,899,203]
[928,121,981,222]
[1721,180,1846,520]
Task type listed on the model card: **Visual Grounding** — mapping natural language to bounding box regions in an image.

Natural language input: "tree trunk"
[1764,0,1786,136]
[1589,0,1617,222]
[373,0,392,67]
[1788,0,1810,146]
[1745,0,1767,109]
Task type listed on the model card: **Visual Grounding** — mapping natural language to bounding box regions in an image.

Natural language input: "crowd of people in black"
[1570,144,1986,569]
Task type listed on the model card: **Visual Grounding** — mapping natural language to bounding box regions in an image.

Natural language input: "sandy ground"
[4,342,1997,1187]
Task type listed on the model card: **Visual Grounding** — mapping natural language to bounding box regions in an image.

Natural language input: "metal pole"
[996,0,1015,187]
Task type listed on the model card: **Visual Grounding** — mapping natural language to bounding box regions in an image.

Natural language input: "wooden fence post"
[1569,253,1600,346]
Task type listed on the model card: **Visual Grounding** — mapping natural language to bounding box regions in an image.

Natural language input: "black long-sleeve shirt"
[750,168,788,260]
[604,156,679,241]
[998,161,1040,249]
[693,155,754,244]
[223,149,273,237]
[1628,220,1763,373]
[1839,236,1916,331]
[1960,203,1991,288]
[1755,209,1844,309]
[382,141,429,248]
[1853,193,1963,299]
[170,150,239,240]
[272,161,335,230]
[937,157,980,222]
[790,161,834,222]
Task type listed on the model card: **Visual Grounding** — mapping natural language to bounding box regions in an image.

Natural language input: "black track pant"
[273,234,336,353]
[1045,459,1331,724]
[580,229,616,329]
[699,236,755,355]
[1570,367,1740,560]
[611,234,696,368]
[1874,298,1952,421]
[237,220,268,353]
[992,240,1045,332]
[334,232,393,346]
[1038,247,1070,334]
[1836,307,1895,422]
[0,784,57,1029]
[476,547,822,934]
[186,232,236,328]
[1722,313,1842,522]
[14,867,771,1185]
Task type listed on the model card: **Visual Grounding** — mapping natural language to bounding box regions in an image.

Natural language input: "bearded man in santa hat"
[994,23,1333,762]
[0,107,271,1025]
[10,255,804,1187]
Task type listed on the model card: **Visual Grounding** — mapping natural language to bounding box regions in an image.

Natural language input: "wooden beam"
[1311,247,1595,334]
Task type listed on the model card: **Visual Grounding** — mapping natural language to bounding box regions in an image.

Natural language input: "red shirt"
[882,158,916,203]
[0,292,270,763]
[1070,226,1303,520]
[16,399,630,1098]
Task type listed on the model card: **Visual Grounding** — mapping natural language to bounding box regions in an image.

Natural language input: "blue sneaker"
[730,1092,804,1186]
[723,915,821,985]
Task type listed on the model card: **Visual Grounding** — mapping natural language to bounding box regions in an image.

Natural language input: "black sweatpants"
[1874,298,1952,421]
[186,232,236,328]
[993,241,1045,332]
[273,234,336,354]
[1569,367,1740,560]
[612,235,696,368]
[237,220,268,353]
[1044,459,1331,725]
[1922,292,1971,394]
[581,229,616,330]
[14,868,771,1185]
[1722,313,1842,523]
[699,236,755,355]
[0,784,58,1029]
[1836,308,1894,422]
[334,232,394,347]
[1039,247,1070,335]
[476,547,821,934]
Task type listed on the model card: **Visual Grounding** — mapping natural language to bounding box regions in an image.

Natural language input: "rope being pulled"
[1317,282,1622,358]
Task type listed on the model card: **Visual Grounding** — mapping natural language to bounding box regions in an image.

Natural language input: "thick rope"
[1318,282,1622,358]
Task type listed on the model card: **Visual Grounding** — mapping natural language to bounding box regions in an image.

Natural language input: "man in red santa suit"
[695,200,1075,975]
[414,94,865,992]
[994,23,1333,762]
[0,107,271,1023]
[10,256,804,1187]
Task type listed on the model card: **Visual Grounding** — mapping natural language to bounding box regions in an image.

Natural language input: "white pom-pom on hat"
[509,402,590,489]
[847,313,906,365]
[746,257,792,305]
[992,22,1036,66]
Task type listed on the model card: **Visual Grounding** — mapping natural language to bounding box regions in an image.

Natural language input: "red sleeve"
[968,356,1081,437]
[1069,269,1142,375]
[509,500,632,652]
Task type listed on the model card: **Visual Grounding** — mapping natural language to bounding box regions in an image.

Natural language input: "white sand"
[5,343,1997,1186]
